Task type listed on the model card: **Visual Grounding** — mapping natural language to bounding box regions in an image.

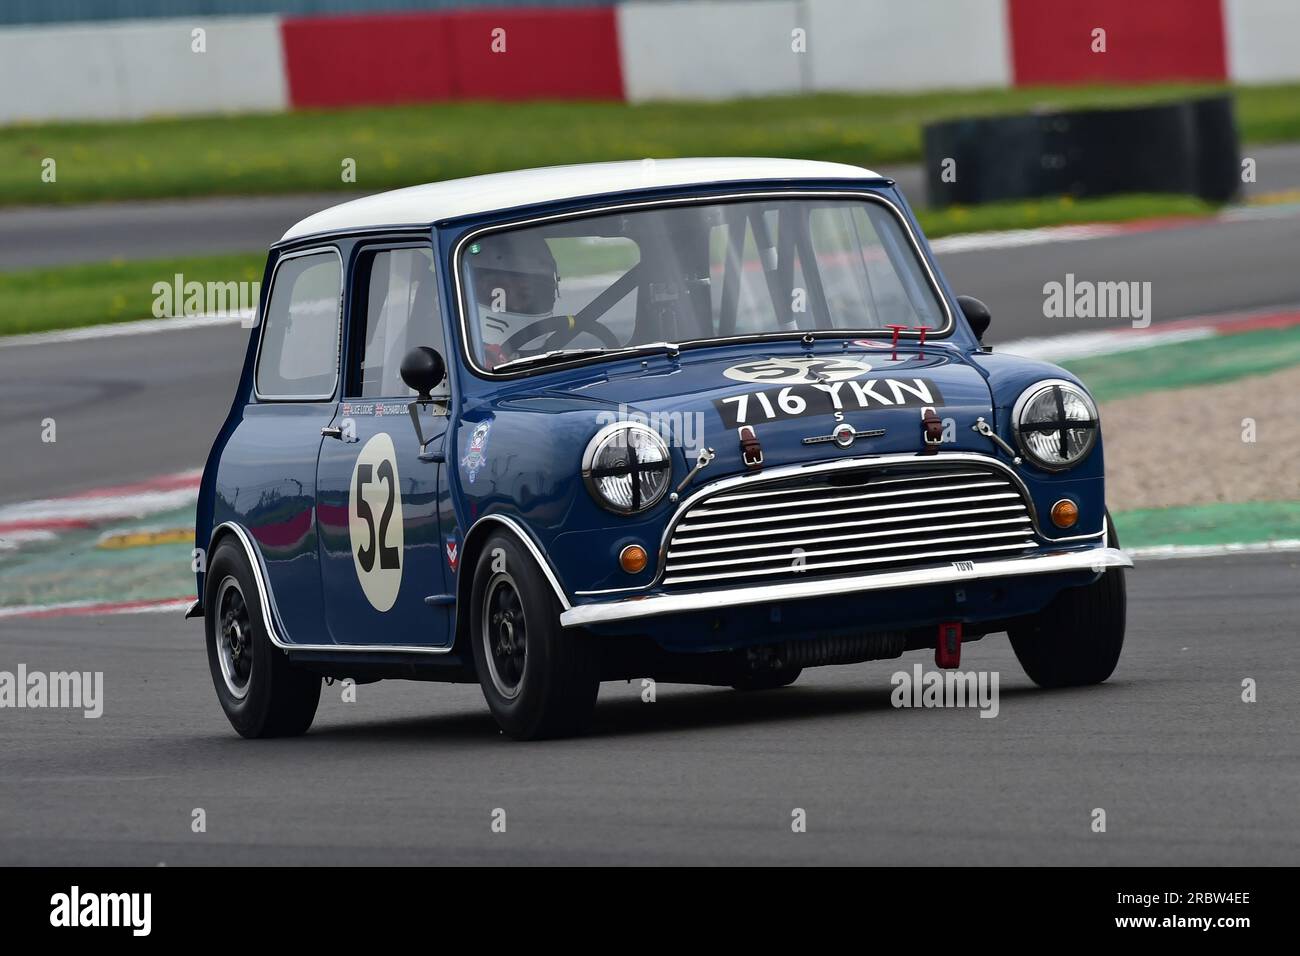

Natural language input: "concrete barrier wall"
[1,1,1295,124]
[617,1,804,102]
[807,0,1011,92]
[0,17,287,124]
[1224,0,1300,83]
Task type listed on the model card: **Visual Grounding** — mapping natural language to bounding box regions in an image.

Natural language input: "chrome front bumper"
[559,546,1132,628]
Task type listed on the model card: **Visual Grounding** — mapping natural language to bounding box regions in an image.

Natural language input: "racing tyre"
[731,668,803,691]
[470,533,600,740]
[1008,511,1126,688]
[204,539,321,738]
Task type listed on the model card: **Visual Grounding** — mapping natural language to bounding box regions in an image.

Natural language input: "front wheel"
[469,533,600,740]
[204,539,321,738]
[1008,511,1126,688]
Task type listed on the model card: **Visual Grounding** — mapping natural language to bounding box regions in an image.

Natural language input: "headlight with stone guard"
[1012,379,1099,471]
[581,422,672,514]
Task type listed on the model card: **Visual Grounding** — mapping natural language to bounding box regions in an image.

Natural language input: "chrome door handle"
[321,426,343,439]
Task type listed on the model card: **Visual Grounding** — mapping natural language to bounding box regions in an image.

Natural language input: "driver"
[469,232,561,369]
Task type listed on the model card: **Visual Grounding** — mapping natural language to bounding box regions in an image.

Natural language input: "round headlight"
[582,422,672,514]
[1012,379,1099,471]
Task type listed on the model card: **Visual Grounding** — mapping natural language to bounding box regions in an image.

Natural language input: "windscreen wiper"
[492,341,681,373]
[492,347,609,372]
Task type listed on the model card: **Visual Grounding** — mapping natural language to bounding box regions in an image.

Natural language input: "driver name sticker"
[341,401,409,418]
[722,357,874,384]
[715,378,945,429]
[349,432,404,612]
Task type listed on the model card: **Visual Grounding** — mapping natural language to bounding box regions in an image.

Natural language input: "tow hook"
[936,622,962,669]
[972,417,1022,464]
[675,445,716,496]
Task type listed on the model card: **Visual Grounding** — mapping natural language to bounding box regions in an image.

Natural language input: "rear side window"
[256,251,342,399]
[354,247,447,399]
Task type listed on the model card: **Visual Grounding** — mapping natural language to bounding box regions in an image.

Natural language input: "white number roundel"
[349,432,404,612]
[722,357,873,384]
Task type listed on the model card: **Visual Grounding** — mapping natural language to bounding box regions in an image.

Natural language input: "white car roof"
[280,157,882,241]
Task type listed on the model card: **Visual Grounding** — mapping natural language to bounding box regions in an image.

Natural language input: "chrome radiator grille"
[662,463,1038,587]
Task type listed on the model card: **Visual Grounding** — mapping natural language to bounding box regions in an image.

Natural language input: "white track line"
[0,486,199,527]
[0,529,57,550]
[0,311,251,349]
[929,223,1121,255]
[930,202,1300,257]
[0,471,201,546]
[1127,540,1300,560]
[0,598,195,620]
[997,327,1217,363]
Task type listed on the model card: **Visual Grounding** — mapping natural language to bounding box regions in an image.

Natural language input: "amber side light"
[619,544,649,574]
[1050,499,1079,529]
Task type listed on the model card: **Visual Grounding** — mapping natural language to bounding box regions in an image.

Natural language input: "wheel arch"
[202,521,292,650]
[453,514,571,657]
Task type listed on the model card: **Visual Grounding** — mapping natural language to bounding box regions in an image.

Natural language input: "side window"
[354,247,446,399]
[256,251,342,399]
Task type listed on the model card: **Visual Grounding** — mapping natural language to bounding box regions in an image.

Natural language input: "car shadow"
[291,678,1110,745]
[584,680,1091,739]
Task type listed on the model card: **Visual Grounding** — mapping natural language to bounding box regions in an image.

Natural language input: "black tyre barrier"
[922,95,1240,206]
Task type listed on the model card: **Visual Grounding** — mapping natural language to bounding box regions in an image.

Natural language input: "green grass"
[0,253,264,335]
[4,82,1299,207]
[1114,501,1300,549]
[1064,324,1300,402]
[916,193,1216,238]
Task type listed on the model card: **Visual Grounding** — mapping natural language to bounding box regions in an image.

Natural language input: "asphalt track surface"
[2,170,1299,866]
[4,142,1300,270]
[1,551,1296,865]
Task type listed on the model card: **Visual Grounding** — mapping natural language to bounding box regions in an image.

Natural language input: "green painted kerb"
[1065,324,1300,402]
[0,505,196,609]
[1114,501,1300,549]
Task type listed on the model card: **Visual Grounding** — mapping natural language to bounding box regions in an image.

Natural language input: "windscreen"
[460,197,946,372]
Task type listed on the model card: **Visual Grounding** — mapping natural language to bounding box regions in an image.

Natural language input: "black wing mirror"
[401,347,448,461]
[957,295,991,343]
[400,346,446,401]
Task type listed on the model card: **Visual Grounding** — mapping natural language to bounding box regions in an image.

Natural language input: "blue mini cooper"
[193,158,1131,740]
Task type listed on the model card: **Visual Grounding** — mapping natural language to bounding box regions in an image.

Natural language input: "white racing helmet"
[469,232,560,354]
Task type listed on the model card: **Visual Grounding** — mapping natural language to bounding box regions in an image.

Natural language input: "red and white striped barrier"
[1,0,1297,122]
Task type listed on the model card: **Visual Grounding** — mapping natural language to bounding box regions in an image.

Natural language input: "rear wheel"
[470,533,600,740]
[204,539,321,738]
[1008,511,1126,688]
